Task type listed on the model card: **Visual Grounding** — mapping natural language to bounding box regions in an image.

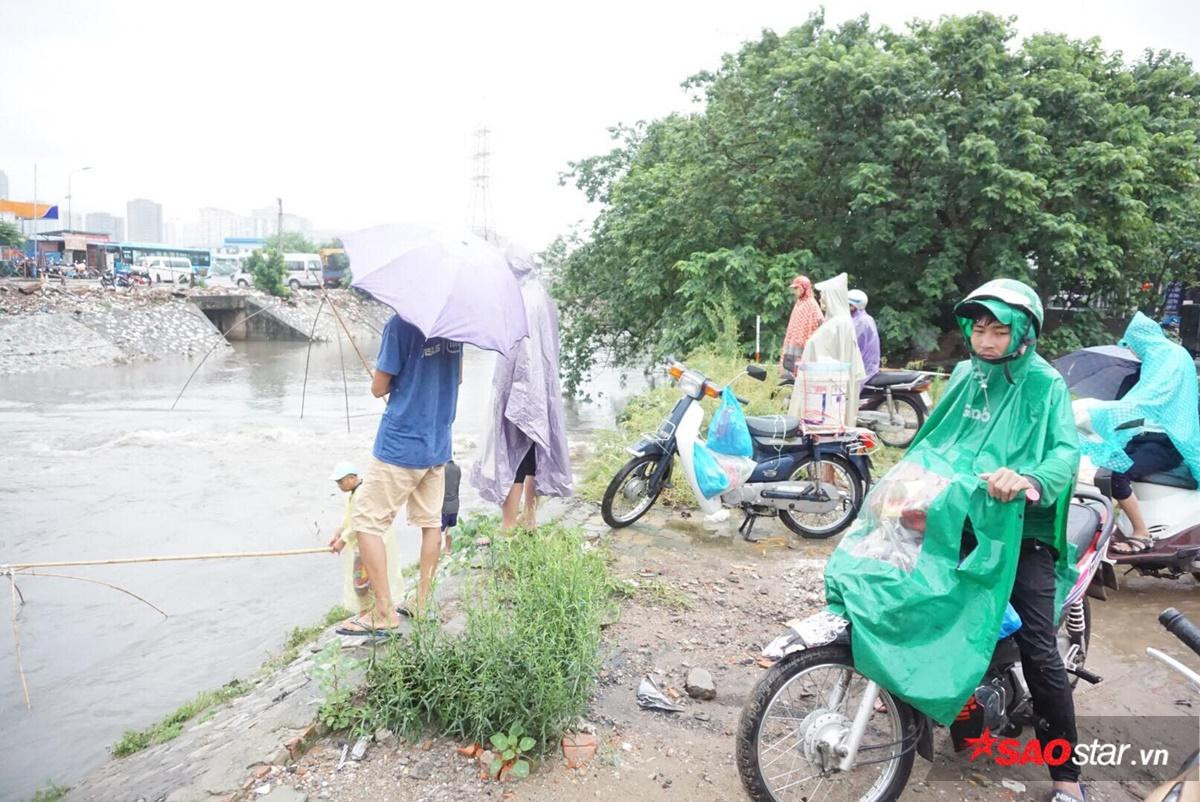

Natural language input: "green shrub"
[246,248,288,298]
[357,522,610,749]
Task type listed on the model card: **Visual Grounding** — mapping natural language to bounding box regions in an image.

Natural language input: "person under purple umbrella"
[471,245,573,530]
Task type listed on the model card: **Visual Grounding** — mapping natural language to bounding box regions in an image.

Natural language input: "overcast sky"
[2,0,1196,247]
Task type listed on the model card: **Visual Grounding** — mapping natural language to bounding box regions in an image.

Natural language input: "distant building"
[251,206,312,239]
[0,170,8,199]
[198,207,257,247]
[84,212,125,241]
[126,198,163,242]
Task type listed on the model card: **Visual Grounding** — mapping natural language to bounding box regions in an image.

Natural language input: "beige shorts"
[351,458,445,536]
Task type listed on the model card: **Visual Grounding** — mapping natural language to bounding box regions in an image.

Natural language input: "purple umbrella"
[341,223,529,355]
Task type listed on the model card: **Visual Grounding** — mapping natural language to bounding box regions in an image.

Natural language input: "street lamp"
[67,165,92,232]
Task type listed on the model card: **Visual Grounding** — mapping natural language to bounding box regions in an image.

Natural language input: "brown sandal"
[1110,536,1153,555]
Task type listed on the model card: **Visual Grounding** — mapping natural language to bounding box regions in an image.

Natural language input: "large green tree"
[0,220,23,248]
[553,12,1200,391]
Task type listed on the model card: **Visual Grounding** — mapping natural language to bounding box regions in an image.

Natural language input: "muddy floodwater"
[0,340,644,802]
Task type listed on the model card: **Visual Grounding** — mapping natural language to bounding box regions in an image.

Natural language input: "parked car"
[283,253,323,290]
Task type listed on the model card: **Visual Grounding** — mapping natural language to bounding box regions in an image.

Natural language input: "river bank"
[0,281,391,375]
[48,500,1200,802]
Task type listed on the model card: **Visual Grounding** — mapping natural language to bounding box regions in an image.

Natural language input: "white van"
[140,256,194,284]
[283,253,323,290]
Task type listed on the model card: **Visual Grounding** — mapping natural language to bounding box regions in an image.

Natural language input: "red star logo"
[964,729,997,761]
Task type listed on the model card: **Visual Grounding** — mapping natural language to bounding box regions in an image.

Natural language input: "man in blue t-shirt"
[339,315,462,635]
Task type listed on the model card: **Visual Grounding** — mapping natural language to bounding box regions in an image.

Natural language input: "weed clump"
[357,521,610,750]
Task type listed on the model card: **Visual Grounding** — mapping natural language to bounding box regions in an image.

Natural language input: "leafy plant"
[313,641,364,732]
[246,248,288,298]
[488,723,536,780]
[28,783,68,802]
[358,522,610,750]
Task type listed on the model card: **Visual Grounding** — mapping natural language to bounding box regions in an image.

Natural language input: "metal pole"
[32,164,39,276]
[277,197,283,250]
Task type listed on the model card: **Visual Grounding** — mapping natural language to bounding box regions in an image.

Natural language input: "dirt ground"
[249,508,1200,802]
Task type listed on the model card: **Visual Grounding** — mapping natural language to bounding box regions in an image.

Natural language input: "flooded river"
[0,340,644,801]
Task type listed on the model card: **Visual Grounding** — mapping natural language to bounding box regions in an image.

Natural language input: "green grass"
[27,784,68,802]
[111,604,352,758]
[356,521,611,750]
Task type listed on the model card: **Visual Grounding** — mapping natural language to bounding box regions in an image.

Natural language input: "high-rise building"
[198,207,256,247]
[85,212,125,240]
[126,198,163,242]
[251,206,312,240]
[0,170,8,199]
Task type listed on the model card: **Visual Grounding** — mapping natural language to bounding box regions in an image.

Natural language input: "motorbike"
[779,369,934,449]
[735,482,1118,802]
[1143,607,1200,802]
[858,370,934,448]
[600,360,876,539]
[1082,461,1200,583]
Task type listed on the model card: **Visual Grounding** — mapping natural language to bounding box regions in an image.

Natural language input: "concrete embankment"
[0,282,391,376]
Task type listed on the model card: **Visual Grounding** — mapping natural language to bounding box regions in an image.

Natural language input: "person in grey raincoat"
[471,244,573,529]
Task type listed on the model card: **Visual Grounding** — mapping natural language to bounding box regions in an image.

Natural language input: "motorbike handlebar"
[1159,607,1200,658]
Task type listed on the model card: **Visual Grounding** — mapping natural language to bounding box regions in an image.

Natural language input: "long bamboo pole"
[3,546,331,572]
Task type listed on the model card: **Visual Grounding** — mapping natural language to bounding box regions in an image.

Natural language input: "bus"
[107,242,212,276]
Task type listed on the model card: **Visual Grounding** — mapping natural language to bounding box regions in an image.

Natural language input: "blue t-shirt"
[372,316,462,468]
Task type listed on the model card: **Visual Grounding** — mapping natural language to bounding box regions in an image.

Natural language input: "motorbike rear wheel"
[601,454,667,529]
[737,645,916,802]
[779,454,864,539]
[872,395,925,449]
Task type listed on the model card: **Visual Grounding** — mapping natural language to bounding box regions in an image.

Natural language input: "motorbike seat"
[865,370,925,388]
[1139,465,1199,491]
[1066,501,1102,556]
[744,415,804,440]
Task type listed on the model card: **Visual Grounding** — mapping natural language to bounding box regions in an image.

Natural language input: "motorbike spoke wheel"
[737,645,915,802]
[601,454,666,529]
[874,396,924,449]
[779,454,863,539]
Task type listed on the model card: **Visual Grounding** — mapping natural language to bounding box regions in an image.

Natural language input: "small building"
[31,229,113,268]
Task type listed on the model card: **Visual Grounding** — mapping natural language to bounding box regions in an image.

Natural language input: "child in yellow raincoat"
[326,461,404,618]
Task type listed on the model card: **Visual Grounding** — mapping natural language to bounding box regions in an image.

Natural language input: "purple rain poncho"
[470,245,573,503]
[853,309,881,383]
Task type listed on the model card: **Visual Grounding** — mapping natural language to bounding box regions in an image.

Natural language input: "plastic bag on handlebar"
[707,386,754,458]
[692,442,755,498]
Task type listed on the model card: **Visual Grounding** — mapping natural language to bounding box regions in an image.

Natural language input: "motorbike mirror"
[1115,418,1144,431]
[747,365,767,382]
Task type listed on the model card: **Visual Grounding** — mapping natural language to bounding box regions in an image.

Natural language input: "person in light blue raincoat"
[1076,312,1200,552]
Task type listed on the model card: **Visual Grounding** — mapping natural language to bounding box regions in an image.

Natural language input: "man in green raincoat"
[825,279,1083,801]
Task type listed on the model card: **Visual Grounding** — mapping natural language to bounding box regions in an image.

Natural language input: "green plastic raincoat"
[824,279,1079,725]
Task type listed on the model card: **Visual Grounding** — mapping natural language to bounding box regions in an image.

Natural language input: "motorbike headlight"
[678,369,706,399]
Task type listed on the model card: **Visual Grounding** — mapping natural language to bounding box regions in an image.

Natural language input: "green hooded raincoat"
[824,279,1080,725]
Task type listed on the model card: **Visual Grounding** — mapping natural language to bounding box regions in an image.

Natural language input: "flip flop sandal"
[395,603,415,618]
[1050,785,1088,802]
[1111,536,1154,555]
[336,617,402,638]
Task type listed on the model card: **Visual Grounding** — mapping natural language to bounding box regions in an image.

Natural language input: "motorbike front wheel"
[872,395,925,449]
[737,644,917,802]
[779,454,864,539]
[601,454,667,529]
